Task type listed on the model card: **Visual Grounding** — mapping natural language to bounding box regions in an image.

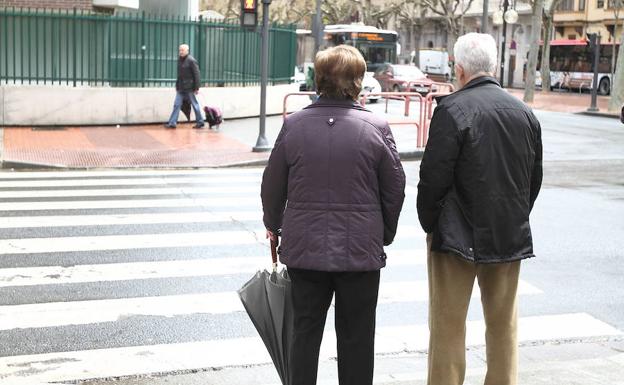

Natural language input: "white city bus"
[323,24,400,73]
[538,39,617,95]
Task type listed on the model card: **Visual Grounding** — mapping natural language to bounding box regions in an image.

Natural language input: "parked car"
[361,72,382,103]
[374,64,433,95]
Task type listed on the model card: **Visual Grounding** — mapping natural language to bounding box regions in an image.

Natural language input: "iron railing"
[0,7,297,87]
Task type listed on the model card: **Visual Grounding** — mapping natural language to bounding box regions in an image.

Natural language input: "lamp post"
[587,33,601,112]
[493,0,518,87]
[252,0,273,152]
[313,0,323,54]
[482,0,489,33]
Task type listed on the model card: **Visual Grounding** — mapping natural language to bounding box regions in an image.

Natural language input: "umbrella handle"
[270,238,279,272]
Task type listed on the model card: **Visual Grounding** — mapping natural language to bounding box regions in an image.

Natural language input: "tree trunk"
[446,19,458,62]
[523,0,544,103]
[608,29,624,111]
[412,23,422,67]
[612,9,620,78]
[541,14,553,93]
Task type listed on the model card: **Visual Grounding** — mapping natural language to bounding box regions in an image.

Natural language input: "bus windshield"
[324,26,398,72]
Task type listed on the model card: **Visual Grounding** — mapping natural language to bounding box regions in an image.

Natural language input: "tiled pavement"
[0,90,616,169]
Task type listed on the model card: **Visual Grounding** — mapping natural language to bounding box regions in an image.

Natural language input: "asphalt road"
[0,108,622,384]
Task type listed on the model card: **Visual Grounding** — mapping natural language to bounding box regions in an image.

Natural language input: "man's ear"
[454,64,463,79]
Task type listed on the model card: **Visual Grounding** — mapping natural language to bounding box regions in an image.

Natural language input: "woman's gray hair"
[453,33,498,77]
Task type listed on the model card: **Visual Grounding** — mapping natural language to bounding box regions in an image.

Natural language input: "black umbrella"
[238,239,292,385]
[181,98,192,122]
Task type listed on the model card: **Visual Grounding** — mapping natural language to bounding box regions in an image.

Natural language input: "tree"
[524,0,545,102]
[396,0,426,66]
[267,0,314,25]
[608,29,624,111]
[202,0,315,25]
[201,0,238,20]
[540,0,562,94]
[322,0,358,25]
[347,0,402,28]
[610,0,623,80]
[421,0,476,59]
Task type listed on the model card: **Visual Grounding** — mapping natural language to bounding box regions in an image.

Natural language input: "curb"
[0,151,424,171]
[577,111,620,120]
[1,159,68,170]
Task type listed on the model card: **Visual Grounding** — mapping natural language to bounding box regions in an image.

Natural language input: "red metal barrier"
[283,92,316,119]
[431,82,456,93]
[282,91,453,149]
[419,91,453,147]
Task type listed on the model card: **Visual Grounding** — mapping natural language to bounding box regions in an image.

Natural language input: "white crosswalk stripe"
[0,280,544,331]
[0,211,265,228]
[0,231,261,254]
[0,197,259,211]
[0,175,260,188]
[0,169,619,384]
[0,186,260,198]
[0,252,426,287]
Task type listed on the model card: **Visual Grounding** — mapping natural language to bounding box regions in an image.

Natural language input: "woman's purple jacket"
[261,98,406,272]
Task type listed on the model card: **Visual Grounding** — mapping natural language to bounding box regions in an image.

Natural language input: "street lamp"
[493,0,518,87]
[252,0,273,152]
[313,0,323,54]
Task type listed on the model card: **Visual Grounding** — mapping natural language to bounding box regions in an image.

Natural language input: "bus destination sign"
[351,32,395,42]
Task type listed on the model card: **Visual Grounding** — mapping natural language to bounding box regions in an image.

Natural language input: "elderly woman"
[261,45,406,385]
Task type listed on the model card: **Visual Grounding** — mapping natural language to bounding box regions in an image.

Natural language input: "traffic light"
[241,0,258,28]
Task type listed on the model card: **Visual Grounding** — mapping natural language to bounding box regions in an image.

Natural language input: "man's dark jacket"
[176,55,200,92]
[261,98,406,272]
[417,76,543,263]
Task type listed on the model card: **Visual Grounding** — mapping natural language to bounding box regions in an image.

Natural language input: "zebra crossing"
[0,169,621,384]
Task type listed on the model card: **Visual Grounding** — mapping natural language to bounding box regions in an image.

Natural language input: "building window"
[607,0,620,8]
[579,0,586,10]
[557,0,575,11]
[556,26,565,38]
[597,0,605,8]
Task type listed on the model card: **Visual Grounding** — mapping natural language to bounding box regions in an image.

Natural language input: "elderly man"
[417,33,542,385]
[165,44,204,129]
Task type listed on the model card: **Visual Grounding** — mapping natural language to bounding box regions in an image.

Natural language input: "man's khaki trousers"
[426,235,521,385]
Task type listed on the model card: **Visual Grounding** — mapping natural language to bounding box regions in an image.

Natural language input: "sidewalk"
[0,90,616,169]
[0,105,423,169]
[506,88,616,117]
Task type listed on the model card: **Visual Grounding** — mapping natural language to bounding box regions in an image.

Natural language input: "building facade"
[554,0,622,43]
[394,0,534,88]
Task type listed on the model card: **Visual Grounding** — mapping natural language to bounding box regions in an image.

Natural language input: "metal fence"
[0,8,297,87]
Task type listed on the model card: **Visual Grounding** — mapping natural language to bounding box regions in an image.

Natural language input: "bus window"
[357,44,394,64]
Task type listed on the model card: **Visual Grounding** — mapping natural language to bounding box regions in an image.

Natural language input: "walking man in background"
[417,33,543,385]
[165,44,204,129]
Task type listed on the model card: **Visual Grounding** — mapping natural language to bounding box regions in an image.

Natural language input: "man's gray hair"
[453,33,498,76]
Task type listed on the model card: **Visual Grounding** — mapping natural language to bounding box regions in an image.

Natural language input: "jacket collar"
[305,97,367,111]
[435,76,500,103]
[460,75,501,91]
